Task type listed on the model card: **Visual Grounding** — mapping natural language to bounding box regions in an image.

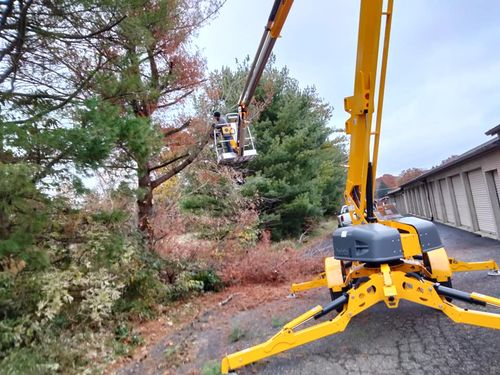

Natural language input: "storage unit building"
[387,125,500,240]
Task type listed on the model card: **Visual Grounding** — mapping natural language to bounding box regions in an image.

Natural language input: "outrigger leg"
[290,272,327,294]
[291,257,500,296]
[221,268,500,374]
[448,258,499,275]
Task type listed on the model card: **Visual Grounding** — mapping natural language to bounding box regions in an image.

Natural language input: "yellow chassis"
[220,243,499,373]
[290,257,499,294]
[221,261,500,373]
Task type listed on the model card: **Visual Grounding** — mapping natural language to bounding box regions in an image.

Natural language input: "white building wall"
[388,149,500,240]
[432,181,444,221]
[451,174,472,229]
[468,169,497,236]
[440,179,455,224]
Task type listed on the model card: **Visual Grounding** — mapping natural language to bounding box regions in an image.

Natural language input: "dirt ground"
[114,223,500,375]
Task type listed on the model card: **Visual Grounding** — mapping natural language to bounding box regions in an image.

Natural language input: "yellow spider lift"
[221,0,500,373]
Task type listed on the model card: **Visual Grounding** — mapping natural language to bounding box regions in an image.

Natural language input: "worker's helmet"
[213,111,221,118]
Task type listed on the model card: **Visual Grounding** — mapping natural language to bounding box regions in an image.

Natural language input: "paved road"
[117,223,500,375]
[229,223,500,375]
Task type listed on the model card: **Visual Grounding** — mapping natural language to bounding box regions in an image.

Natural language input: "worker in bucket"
[213,111,235,153]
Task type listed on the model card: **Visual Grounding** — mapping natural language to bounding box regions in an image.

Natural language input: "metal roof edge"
[392,137,500,192]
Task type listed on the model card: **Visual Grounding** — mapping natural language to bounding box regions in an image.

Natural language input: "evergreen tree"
[78,0,224,242]
[1,0,224,244]
[0,0,128,186]
[211,61,346,240]
[0,0,132,264]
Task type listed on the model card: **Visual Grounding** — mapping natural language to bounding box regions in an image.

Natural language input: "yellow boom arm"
[344,0,394,224]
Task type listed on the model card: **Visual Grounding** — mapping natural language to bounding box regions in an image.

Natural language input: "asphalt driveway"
[228,223,500,375]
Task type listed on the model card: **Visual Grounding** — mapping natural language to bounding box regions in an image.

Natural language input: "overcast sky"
[196,0,500,176]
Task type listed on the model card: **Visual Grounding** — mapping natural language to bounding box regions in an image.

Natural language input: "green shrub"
[112,323,143,356]
[191,269,224,292]
[0,164,49,267]
[181,195,221,212]
[91,209,129,224]
[0,198,227,372]
[1,347,53,375]
[165,271,204,301]
[114,298,157,321]
[115,268,167,320]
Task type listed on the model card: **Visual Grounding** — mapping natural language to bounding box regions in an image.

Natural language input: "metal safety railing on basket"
[213,126,257,163]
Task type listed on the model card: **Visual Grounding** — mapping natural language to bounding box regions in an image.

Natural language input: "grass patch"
[163,340,190,368]
[164,345,179,359]
[271,315,288,328]
[201,360,222,375]
[228,326,246,343]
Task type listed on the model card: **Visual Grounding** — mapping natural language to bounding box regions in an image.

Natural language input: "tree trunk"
[0,208,9,240]
[137,169,154,246]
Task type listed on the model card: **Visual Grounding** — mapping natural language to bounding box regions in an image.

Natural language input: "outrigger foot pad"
[488,270,500,276]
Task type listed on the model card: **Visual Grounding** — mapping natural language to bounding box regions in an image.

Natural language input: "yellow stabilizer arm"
[448,258,499,273]
[221,271,500,374]
[290,272,327,293]
[220,289,371,373]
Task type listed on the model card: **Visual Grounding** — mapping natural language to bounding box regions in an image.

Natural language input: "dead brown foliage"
[219,231,322,285]
[151,164,325,288]
[155,220,324,287]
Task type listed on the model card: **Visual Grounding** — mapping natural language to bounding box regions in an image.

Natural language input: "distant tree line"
[375,168,427,198]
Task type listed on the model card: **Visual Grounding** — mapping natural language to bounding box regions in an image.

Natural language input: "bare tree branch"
[147,45,159,89]
[0,0,34,86]
[33,146,71,182]
[0,0,14,31]
[148,152,189,173]
[160,79,207,95]
[27,15,125,40]
[151,128,212,190]
[161,119,192,138]
[157,89,194,109]
[4,55,105,124]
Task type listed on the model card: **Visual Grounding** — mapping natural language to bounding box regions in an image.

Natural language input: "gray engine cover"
[333,223,403,262]
[395,216,442,252]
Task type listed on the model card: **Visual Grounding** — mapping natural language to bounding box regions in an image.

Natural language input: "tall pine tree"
[80,0,223,242]
[210,61,346,240]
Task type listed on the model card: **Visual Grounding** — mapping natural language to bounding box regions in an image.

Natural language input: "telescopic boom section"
[343,0,393,224]
[236,0,293,156]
